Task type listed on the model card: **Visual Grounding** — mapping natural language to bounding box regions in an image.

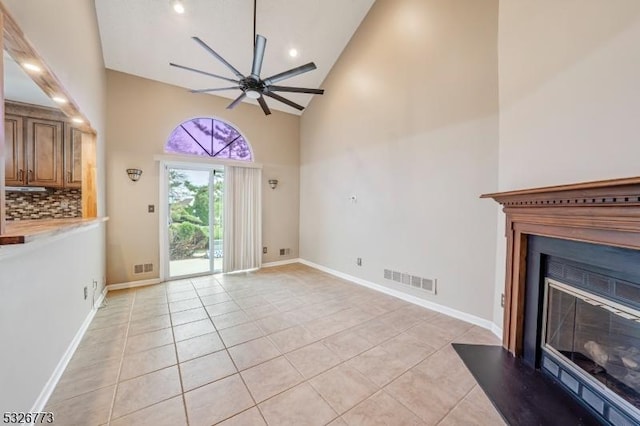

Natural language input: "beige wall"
[493,0,640,327]
[300,0,500,321]
[498,0,640,191]
[106,71,300,284]
[0,0,107,412]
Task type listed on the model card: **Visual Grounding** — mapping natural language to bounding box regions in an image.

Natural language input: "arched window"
[165,117,253,161]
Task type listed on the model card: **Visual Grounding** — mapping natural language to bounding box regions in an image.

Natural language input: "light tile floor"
[45,264,506,425]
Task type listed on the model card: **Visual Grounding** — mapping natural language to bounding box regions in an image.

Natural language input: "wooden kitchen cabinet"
[4,102,80,188]
[64,125,83,188]
[4,114,24,186]
[25,117,64,187]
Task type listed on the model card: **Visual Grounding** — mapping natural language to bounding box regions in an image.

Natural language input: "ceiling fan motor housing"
[242,77,265,99]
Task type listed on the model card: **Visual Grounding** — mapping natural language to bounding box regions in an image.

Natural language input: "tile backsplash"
[6,188,82,220]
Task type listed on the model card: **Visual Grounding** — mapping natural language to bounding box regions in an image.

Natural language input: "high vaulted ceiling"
[95,0,375,115]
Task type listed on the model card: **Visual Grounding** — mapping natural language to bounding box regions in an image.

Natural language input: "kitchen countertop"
[0,217,109,245]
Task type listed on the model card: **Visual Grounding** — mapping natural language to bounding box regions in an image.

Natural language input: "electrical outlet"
[263,247,268,254]
[83,286,88,300]
[356,257,362,266]
[501,293,505,308]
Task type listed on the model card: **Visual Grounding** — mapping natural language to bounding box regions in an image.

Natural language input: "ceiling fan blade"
[250,35,267,79]
[227,92,247,110]
[263,62,317,85]
[257,96,272,115]
[268,85,324,95]
[169,63,239,84]
[190,86,241,93]
[263,91,304,111]
[192,36,245,79]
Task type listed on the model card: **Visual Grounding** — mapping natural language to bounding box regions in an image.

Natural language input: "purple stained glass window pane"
[165,117,252,161]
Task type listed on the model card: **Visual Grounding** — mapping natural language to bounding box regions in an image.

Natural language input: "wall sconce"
[127,168,143,182]
[268,179,279,190]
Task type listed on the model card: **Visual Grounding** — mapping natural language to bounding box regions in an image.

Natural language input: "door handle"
[19,169,24,181]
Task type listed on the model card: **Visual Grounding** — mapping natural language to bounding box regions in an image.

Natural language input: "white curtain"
[223,166,262,272]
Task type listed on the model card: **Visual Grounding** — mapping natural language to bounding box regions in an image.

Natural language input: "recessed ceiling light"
[72,117,84,124]
[288,48,299,58]
[52,96,67,104]
[171,0,185,14]
[22,62,41,73]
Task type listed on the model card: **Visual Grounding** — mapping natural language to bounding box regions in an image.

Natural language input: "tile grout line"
[105,290,136,426]
[378,341,479,424]
[183,275,271,426]
[171,278,202,426]
[173,299,467,423]
[434,384,478,426]
[110,285,186,424]
[214,275,322,424]
[208,276,271,426]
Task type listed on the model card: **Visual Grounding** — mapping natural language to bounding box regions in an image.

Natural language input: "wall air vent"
[384,269,437,295]
[411,275,422,288]
[401,273,411,286]
[133,264,144,274]
[421,278,436,293]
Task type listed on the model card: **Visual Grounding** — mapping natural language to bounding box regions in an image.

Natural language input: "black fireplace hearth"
[453,343,602,425]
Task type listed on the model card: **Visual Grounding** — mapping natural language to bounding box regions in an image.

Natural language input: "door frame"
[157,155,262,282]
[159,160,223,281]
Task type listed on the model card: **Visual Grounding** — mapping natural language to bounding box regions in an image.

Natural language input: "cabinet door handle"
[19,169,24,181]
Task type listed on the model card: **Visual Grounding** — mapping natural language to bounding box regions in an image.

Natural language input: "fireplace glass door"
[543,278,640,414]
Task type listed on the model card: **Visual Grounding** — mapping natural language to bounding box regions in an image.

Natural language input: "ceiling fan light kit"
[169,0,324,115]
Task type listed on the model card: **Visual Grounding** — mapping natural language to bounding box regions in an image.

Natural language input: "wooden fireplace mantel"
[481,176,640,355]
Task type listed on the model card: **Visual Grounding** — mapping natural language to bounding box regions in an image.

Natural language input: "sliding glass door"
[167,166,223,278]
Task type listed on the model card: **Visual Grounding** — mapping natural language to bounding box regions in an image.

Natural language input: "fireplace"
[544,280,640,412]
[482,177,640,424]
[523,236,640,424]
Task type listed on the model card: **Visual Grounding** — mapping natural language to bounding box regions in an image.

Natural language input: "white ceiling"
[95,0,375,115]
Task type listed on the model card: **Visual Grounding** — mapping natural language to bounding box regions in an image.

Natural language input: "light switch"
[148,205,155,213]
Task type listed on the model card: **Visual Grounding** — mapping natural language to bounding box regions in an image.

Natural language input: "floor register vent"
[384,269,436,294]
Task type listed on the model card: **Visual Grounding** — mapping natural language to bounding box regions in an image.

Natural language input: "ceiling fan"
[169,0,324,115]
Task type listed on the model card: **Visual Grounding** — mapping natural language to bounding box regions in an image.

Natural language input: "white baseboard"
[262,258,302,268]
[299,259,502,339]
[490,324,503,341]
[30,287,108,413]
[107,277,162,291]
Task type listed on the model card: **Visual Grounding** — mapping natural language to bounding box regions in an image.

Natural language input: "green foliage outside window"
[169,170,223,259]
